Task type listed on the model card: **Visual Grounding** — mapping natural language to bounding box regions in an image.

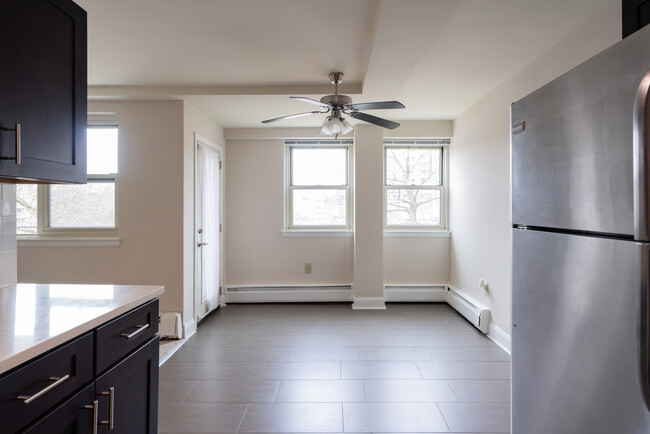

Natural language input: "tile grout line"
[435,401,452,433]
[235,403,249,433]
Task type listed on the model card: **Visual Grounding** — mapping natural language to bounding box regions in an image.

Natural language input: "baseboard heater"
[446,287,490,334]
[225,285,353,303]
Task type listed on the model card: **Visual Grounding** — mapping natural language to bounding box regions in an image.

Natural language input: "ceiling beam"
[362,0,454,96]
[88,83,363,98]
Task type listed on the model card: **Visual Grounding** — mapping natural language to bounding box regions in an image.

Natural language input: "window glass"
[48,181,116,228]
[291,148,347,186]
[87,128,118,174]
[292,189,347,226]
[16,184,37,235]
[386,147,441,186]
[386,188,441,226]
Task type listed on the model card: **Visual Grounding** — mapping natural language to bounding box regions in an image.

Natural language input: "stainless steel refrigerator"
[511,25,650,433]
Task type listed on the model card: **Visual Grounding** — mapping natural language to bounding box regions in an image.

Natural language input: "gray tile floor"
[159,303,511,433]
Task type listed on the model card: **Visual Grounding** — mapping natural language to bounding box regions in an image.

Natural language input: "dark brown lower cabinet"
[95,337,159,434]
[0,299,160,433]
[23,384,95,434]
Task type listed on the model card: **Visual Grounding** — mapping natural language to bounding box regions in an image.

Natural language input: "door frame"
[193,133,224,325]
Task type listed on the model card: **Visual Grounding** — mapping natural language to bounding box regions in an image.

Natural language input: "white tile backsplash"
[0,184,17,288]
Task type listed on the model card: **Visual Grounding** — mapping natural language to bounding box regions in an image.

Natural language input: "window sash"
[383,143,448,229]
[285,141,353,230]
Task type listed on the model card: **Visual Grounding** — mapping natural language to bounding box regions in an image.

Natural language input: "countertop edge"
[0,286,164,375]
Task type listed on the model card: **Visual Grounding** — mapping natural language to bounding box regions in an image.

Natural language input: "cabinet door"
[22,384,95,434]
[623,0,650,37]
[0,0,86,183]
[95,337,159,434]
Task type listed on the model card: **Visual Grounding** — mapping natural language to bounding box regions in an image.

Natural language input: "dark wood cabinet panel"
[95,337,159,434]
[623,0,650,38]
[22,384,95,434]
[0,298,160,434]
[0,0,86,183]
[95,299,159,375]
[0,333,93,433]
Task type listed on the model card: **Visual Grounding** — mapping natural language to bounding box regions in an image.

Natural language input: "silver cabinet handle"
[100,387,115,430]
[17,374,70,405]
[1,122,21,165]
[120,323,149,339]
[84,400,99,434]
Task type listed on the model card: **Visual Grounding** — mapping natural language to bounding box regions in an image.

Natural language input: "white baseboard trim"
[352,297,386,310]
[384,285,447,302]
[488,322,511,354]
[183,318,197,339]
[224,285,353,303]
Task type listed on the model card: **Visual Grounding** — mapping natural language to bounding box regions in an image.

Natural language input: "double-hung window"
[384,139,449,229]
[285,140,352,229]
[17,113,119,236]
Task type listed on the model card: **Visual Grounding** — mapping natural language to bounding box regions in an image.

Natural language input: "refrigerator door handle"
[633,71,650,241]
[637,243,650,411]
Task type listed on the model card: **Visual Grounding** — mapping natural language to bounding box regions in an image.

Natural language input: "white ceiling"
[78,0,617,128]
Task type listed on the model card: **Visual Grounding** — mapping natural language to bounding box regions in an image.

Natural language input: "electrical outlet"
[479,279,489,296]
[304,263,312,274]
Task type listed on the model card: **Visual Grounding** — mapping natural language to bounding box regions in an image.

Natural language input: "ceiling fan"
[261,72,405,137]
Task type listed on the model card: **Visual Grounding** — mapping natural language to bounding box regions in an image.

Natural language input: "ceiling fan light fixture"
[320,115,353,137]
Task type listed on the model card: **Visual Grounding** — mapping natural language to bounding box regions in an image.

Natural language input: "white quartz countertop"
[0,283,164,374]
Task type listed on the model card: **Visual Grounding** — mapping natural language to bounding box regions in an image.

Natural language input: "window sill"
[282,230,353,238]
[18,237,121,247]
[383,230,451,238]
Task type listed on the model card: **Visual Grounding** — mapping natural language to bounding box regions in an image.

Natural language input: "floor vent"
[446,288,490,334]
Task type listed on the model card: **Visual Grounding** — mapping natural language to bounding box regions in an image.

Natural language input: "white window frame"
[284,139,353,231]
[17,114,119,239]
[383,139,450,230]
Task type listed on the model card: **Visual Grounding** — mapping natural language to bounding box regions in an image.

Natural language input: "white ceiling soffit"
[83,0,618,128]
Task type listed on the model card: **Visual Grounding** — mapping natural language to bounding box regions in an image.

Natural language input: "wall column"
[352,125,385,309]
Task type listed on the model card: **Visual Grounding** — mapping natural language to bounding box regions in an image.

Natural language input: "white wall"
[383,236,449,285]
[225,136,354,286]
[18,101,186,315]
[182,101,225,326]
[225,121,453,297]
[449,4,621,336]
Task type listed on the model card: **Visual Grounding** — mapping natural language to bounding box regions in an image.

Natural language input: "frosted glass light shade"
[321,116,353,136]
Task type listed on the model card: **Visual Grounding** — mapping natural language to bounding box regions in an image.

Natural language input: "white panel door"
[196,142,221,320]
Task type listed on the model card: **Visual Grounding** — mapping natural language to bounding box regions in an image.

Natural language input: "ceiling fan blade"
[350,112,400,130]
[290,96,332,108]
[262,111,323,124]
[347,101,405,111]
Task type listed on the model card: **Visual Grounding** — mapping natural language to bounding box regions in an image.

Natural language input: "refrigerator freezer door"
[512,229,650,433]
[511,25,650,237]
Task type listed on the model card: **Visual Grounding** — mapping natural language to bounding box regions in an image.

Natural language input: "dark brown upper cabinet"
[0,0,87,184]
[623,0,650,38]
